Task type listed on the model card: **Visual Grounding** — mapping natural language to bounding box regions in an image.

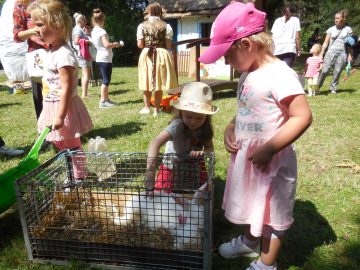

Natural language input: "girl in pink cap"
[199,2,312,270]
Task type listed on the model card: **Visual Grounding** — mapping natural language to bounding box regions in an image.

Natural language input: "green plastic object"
[0,127,50,214]
[345,60,351,77]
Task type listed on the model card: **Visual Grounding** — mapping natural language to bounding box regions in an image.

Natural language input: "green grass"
[0,64,359,270]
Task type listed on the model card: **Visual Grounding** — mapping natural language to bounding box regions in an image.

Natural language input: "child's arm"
[145,130,171,189]
[52,66,76,130]
[248,95,312,171]
[318,63,323,72]
[224,116,240,153]
[303,62,308,75]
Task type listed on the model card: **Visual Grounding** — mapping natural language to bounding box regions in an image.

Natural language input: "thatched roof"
[151,0,261,19]
[153,0,229,18]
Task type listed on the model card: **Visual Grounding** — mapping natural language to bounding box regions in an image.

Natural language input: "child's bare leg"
[259,226,284,266]
[260,235,282,266]
[244,225,259,241]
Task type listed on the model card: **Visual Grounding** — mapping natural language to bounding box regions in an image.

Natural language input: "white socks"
[257,259,276,270]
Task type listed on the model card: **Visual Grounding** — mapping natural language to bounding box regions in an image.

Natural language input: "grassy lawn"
[0,63,359,270]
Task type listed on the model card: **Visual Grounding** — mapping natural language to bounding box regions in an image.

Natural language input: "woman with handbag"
[13,0,48,119]
[72,13,92,98]
[318,10,353,94]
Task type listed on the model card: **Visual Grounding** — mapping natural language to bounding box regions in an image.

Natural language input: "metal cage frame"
[16,150,215,270]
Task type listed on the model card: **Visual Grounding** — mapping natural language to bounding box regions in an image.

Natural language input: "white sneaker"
[139,107,150,114]
[218,235,260,258]
[99,100,116,108]
[330,90,337,94]
[0,145,24,157]
[246,260,277,270]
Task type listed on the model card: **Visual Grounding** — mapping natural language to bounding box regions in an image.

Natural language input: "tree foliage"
[65,0,149,66]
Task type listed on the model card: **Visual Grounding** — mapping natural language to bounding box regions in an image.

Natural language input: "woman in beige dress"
[136,2,178,117]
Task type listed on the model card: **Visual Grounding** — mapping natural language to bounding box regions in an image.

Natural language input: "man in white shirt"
[271,4,301,68]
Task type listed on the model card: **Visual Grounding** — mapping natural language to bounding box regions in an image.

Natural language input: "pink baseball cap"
[198,2,266,64]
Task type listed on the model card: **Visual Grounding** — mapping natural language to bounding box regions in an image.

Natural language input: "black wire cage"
[15,150,215,270]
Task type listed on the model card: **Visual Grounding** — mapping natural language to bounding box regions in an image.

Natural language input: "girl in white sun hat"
[146,82,218,193]
[199,2,312,270]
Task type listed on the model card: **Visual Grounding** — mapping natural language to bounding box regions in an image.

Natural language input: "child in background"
[304,43,323,96]
[91,8,121,109]
[28,0,93,180]
[199,3,312,270]
[146,82,218,192]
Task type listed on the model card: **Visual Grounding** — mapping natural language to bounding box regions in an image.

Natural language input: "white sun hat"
[172,82,219,115]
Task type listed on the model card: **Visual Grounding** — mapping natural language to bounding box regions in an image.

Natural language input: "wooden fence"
[176,50,190,77]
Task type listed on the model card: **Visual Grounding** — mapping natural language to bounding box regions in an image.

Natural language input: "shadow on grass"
[0,207,22,252]
[110,81,126,86]
[306,211,360,270]
[87,121,145,140]
[211,178,338,269]
[0,102,22,109]
[213,90,237,100]
[117,98,143,106]
[111,89,130,96]
[337,88,357,94]
[280,199,337,268]
[315,88,357,96]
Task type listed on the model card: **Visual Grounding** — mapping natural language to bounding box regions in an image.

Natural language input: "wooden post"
[172,43,178,82]
[195,44,200,82]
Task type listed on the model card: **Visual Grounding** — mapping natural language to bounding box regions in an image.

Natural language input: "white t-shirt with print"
[91,26,113,63]
[235,60,304,140]
[42,43,78,100]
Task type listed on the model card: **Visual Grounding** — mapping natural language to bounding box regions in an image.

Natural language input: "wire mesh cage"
[16,150,215,270]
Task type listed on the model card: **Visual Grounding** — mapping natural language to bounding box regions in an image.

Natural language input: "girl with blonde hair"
[28,0,93,179]
[199,2,312,269]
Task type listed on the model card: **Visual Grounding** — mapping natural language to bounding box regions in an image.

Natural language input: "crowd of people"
[0,1,355,270]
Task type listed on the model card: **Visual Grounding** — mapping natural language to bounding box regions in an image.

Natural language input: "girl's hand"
[248,144,274,171]
[144,169,155,196]
[30,28,40,37]
[190,150,204,158]
[52,116,64,131]
[224,123,239,153]
[112,42,121,48]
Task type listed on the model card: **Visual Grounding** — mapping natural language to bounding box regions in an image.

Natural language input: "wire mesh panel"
[16,150,215,270]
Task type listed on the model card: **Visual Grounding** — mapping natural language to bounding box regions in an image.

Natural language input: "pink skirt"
[38,95,93,142]
[222,138,297,237]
